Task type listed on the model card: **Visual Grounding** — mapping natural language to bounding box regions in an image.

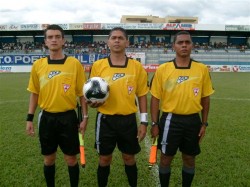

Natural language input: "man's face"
[173,34,193,57]
[108,30,129,53]
[44,30,65,51]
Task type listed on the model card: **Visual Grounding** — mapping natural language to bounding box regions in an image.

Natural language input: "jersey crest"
[128,86,134,94]
[193,88,199,96]
[63,84,71,93]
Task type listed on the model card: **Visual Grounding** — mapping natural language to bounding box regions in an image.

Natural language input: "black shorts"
[158,112,202,156]
[95,112,141,155]
[38,110,79,155]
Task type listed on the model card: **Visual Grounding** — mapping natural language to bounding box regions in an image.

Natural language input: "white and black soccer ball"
[83,77,110,102]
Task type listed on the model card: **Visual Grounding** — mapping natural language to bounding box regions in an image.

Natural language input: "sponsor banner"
[0,55,45,65]
[163,23,195,30]
[1,23,249,31]
[0,66,12,72]
[231,65,250,72]
[0,54,107,65]
[69,23,84,30]
[0,25,8,31]
[225,25,250,32]
[126,52,146,64]
[41,24,50,30]
[56,24,69,30]
[83,23,102,30]
[101,23,163,30]
[8,24,20,31]
[83,64,92,72]
[20,24,40,30]
[74,54,107,64]
[207,65,250,72]
[143,64,159,72]
[207,65,231,72]
[195,24,225,31]
[0,54,145,65]
[2,64,250,73]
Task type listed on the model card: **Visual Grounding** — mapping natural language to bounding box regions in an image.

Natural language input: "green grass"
[0,72,250,187]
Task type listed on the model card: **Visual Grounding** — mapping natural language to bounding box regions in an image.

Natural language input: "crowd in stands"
[0,40,249,55]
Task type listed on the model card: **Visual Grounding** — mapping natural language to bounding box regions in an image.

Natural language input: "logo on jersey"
[193,88,199,96]
[112,73,125,81]
[177,76,189,84]
[63,84,71,93]
[128,86,134,94]
[48,71,61,79]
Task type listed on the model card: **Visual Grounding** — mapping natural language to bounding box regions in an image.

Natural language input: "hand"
[151,125,159,138]
[26,121,35,137]
[87,100,105,108]
[198,125,206,143]
[137,124,147,142]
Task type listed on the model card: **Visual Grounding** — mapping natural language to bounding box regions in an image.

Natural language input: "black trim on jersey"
[108,55,128,68]
[149,74,155,89]
[173,58,192,69]
[48,55,67,64]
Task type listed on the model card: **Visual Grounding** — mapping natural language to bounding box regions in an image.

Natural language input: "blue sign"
[0,54,108,65]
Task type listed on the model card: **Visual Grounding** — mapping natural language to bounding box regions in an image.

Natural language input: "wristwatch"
[202,122,208,127]
[151,122,158,126]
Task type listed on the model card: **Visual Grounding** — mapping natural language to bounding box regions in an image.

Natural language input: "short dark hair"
[173,31,191,43]
[44,24,64,39]
[108,27,128,40]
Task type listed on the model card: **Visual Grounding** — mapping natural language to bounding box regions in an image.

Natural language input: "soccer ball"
[83,77,110,102]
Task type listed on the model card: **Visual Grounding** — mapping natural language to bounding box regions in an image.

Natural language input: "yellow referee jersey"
[150,59,214,115]
[27,56,86,113]
[90,56,149,115]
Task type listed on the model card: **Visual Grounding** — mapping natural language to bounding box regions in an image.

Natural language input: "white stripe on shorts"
[96,113,103,154]
[37,110,43,132]
[161,113,172,154]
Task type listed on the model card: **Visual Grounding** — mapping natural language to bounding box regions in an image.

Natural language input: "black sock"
[44,164,55,187]
[159,166,171,187]
[68,163,79,187]
[97,165,110,187]
[125,164,138,187]
[182,166,195,187]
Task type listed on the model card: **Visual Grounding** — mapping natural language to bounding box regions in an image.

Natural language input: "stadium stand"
[0,23,249,67]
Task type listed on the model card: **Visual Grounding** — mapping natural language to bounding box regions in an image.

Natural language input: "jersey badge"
[63,84,71,93]
[193,88,199,96]
[48,71,61,79]
[112,73,125,81]
[128,86,133,94]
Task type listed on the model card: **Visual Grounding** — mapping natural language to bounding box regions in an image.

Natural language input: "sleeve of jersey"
[76,61,86,97]
[136,65,149,97]
[27,62,40,94]
[150,69,162,99]
[202,67,215,97]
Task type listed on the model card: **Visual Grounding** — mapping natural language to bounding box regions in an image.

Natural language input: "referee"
[25,24,88,187]
[150,31,214,187]
[88,27,149,187]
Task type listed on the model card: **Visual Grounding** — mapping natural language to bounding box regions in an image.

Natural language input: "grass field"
[0,72,250,187]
